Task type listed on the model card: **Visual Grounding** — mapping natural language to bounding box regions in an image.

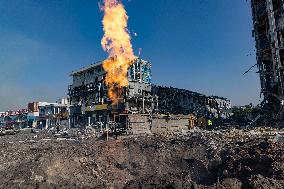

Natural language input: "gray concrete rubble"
[0,127,284,189]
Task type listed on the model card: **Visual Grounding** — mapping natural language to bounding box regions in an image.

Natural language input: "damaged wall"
[68,58,231,129]
[251,0,284,121]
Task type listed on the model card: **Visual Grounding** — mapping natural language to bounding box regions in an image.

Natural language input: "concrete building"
[0,112,5,127]
[208,96,231,119]
[68,58,153,129]
[38,102,68,129]
[0,109,28,129]
[68,58,231,132]
[251,0,284,121]
[151,85,207,115]
[28,100,69,129]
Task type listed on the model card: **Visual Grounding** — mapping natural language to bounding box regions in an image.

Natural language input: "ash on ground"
[1,127,284,189]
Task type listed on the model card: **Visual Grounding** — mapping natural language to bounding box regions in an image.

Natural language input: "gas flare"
[101,0,136,104]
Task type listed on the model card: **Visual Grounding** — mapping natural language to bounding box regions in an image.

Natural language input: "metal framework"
[251,0,284,121]
[68,58,154,129]
[68,58,230,130]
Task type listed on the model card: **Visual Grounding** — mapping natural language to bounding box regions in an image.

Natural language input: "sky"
[0,0,260,111]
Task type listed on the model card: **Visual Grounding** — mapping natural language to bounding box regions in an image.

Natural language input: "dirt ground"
[0,128,284,189]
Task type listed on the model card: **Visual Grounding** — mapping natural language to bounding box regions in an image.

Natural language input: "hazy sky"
[0,0,260,111]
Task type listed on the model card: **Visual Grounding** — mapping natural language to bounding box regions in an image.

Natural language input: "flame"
[101,0,136,104]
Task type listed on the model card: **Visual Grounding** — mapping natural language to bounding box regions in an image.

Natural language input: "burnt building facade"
[68,58,230,131]
[68,58,154,129]
[251,0,284,120]
[152,86,231,119]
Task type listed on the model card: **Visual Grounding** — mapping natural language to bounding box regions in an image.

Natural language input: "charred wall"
[251,0,284,121]
[68,58,230,129]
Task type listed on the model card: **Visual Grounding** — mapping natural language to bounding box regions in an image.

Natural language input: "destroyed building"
[251,0,284,121]
[68,58,154,129]
[68,58,231,131]
[152,86,231,118]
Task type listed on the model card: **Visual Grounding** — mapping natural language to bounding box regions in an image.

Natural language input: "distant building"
[28,99,69,129]
[0,112,4,127]
[0,109,28,128]
[208,96,231,119]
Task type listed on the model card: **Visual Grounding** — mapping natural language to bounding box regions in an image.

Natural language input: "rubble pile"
[0,128,284,189]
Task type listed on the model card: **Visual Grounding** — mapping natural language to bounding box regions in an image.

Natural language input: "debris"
[273,134,284,143]
[0,127,283,188]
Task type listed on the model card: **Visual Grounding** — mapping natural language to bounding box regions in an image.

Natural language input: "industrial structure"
[68,58,231,133]
[251,0,284,122]
[152,86,231,118]
[68,58,154,130]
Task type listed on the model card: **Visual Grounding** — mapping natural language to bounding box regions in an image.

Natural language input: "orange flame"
[101,0,136,104]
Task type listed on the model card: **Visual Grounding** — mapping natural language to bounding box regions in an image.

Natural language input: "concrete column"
[46,119,49,129]
[88,117,91,126]
[68,117,71,129]
[142,97,145,114]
